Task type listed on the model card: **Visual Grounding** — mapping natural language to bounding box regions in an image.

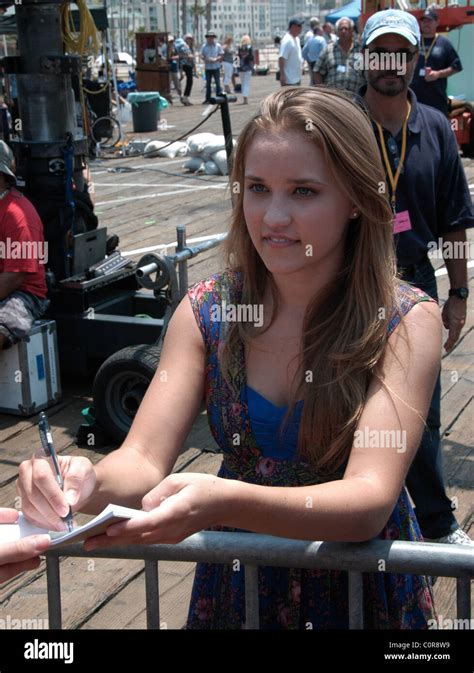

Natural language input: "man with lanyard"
[411,8,463,116]
[356,10,473,545]
[313,17,364,94]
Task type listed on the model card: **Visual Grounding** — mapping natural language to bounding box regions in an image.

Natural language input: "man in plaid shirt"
[313,17,364,93]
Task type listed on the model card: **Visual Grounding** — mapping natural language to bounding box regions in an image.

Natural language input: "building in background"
[203,1,271,45]
[270,0,287,37]
[106,0,173,55]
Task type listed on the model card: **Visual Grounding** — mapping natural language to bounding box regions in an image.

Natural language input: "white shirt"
[279,33,302,84]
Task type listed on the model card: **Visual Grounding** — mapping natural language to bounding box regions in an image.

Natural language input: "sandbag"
[143,140,188,158]
[183,157,205,173]
[211,149,228,175]
[143,140,167,158]
[187,132,226,156]
[158,141,188,158]
[204,160,220,175]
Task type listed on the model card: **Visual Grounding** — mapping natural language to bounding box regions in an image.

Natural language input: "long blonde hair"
[221,86,403,473]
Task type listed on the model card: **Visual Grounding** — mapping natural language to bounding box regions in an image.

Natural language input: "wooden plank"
[440,373,473,436]
[81,561,196,630]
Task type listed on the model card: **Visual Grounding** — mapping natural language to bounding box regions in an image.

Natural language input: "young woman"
[222,36,235,94]
[17,88,441,629]
[238,35,254,104]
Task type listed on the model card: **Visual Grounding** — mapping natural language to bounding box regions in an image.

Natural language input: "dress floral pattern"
[185,269,437,629]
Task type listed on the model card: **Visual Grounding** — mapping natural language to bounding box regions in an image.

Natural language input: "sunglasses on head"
[368,48,418,61]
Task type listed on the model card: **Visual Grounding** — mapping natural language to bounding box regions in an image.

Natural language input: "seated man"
[0,140,49,350]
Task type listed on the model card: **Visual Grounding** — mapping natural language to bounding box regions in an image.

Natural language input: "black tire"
[91,116,121,149]
[93,343,161,443]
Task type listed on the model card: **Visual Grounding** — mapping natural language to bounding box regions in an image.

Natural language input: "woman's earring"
[350,211,359,219]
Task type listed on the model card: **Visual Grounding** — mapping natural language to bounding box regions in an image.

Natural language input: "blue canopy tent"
[325,0,361,24]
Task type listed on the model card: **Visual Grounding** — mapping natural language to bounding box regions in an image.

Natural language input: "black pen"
[38,411,74,533]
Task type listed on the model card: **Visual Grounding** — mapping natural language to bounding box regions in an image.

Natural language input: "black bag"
[275,71,280,81]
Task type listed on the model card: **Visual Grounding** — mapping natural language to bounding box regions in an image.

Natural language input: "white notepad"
[0,505,144,548]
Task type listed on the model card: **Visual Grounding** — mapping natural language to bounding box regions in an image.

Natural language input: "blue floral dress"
[185,270,437,629]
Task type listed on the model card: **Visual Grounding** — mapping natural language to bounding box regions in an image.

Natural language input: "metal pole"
[46,556,62,629]
[456,577,472,622]
[348,571,364,629]
[176,225,189,296]
[244,565,260,629]
[145,560,161,629]
[106,28,124,146]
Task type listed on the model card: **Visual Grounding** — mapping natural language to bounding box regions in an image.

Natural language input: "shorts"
[0,291,50,349]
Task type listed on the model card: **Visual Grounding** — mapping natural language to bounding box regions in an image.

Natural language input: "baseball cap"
[422,8,439,20]
[0,141,16,181]
[288,18,304,28]
[361,9,421,48]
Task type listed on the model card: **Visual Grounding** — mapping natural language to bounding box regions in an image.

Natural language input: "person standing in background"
[279,18,303,87]
[201,31,224,104]
[237,35,254,104]
[166,36,184,105]
[323,21,337,44]
[411,8,463,116]
[302,22,326,85]
[304,17,321,44]
[359,10,473,545]
[313,17,364,94]
[177,34,196,106]
[222,36,236,94]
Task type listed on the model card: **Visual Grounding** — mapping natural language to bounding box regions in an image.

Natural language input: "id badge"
[336,65,346,73]
[393,210,412,234]
[419,68,426,77]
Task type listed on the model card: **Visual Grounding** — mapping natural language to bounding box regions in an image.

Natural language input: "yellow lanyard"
[375,103,411,213]
[421,34,438,64]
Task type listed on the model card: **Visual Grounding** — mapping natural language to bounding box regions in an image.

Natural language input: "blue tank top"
[245,385,303,460]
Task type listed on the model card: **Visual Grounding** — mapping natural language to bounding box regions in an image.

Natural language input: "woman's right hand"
[16,455,97,530]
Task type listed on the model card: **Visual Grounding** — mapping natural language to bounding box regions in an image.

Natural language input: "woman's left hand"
[84,473,228,551]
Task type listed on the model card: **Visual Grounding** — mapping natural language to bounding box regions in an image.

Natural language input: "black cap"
[423,8,439,20]
[288,17,304,28]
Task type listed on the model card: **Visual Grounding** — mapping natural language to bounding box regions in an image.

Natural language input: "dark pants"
[400,257,458,538]
[183,64,193,97]
[205,69,222,101]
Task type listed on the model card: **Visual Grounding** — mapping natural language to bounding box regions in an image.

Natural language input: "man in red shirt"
[0,141,49,349]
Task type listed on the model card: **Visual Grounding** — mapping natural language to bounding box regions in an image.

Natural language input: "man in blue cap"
[357,10,473,545]
[411,8,463,116]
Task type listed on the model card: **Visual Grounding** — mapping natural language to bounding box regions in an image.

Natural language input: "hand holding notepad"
[0,505,145,549]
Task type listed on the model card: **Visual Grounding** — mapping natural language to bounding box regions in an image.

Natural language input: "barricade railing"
[45,532,474,630]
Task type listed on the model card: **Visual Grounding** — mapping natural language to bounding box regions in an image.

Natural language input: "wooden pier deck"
[0,75,473,629]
